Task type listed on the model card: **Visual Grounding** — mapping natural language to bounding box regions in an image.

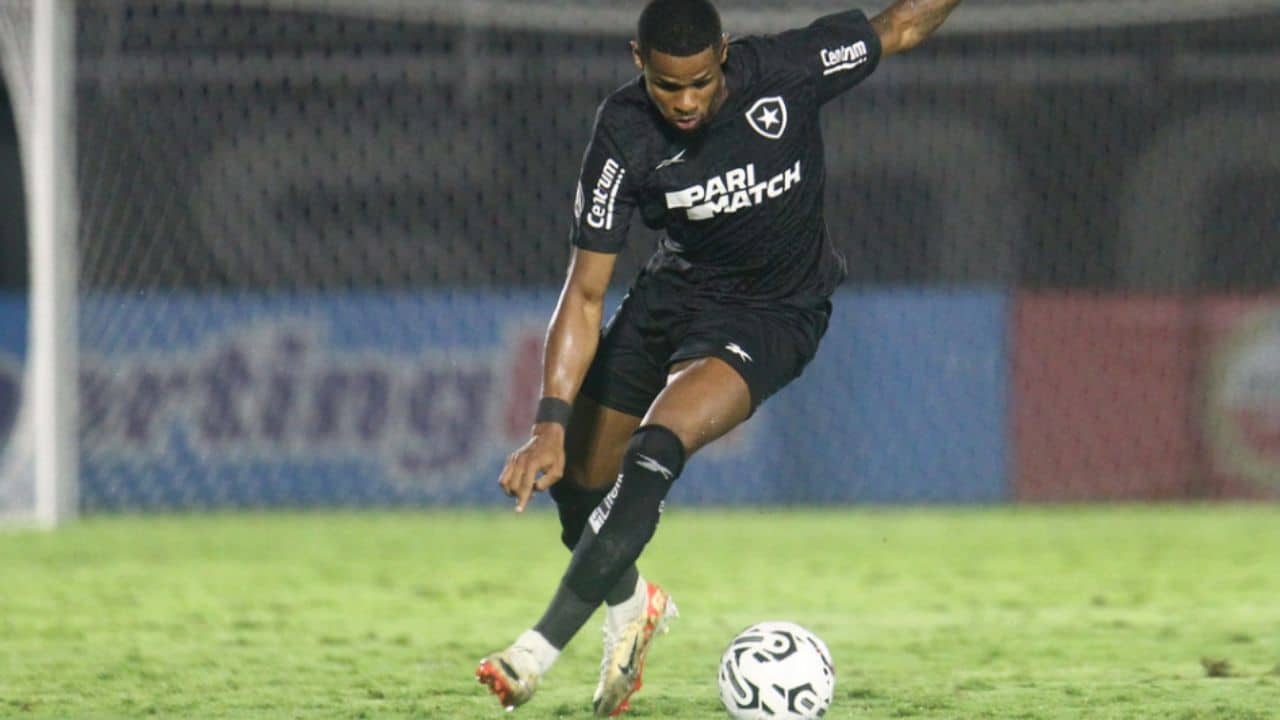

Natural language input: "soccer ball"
[717,621,836,719]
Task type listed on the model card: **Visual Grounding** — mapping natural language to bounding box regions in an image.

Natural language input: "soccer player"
[477,0,963,714]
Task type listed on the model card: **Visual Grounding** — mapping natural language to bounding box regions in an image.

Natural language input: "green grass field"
[2,506,1279,719]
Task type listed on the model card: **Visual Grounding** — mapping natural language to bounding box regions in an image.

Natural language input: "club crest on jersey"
[745,96,788,140]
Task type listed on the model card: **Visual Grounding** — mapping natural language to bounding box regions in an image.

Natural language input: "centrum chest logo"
[745,96,788,140]
[664,161,802,221]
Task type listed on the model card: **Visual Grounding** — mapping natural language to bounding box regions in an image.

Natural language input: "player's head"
[632,0,729,134]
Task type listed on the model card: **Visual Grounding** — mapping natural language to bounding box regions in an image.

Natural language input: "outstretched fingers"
[514,457,540,513]
[497,451,525,502]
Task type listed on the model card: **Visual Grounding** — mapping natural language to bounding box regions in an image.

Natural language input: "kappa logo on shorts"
[725,343,753,364]
[745,96,788,140]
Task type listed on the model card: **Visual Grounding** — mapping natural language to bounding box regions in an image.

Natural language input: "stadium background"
[0,0,1278,515]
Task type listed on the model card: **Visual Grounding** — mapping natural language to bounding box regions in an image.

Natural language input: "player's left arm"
[870,0,963,56]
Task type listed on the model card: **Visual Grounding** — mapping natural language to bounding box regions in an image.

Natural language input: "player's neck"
[697,75,730,130]
[710,80,730,118]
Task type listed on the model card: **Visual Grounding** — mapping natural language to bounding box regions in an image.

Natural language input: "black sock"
[605,565,640,606]
[533,425,686,649]
[549,474,640,606]
[532,583,597,651]
[548,481,609,551]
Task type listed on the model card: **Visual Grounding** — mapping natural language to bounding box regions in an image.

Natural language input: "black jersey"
[569,9,882,306]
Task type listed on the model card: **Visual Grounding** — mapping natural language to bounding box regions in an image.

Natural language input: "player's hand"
[498,423,566,513]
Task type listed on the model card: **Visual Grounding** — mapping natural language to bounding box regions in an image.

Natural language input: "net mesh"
[0,0,32,521]
[1,0,1278,514]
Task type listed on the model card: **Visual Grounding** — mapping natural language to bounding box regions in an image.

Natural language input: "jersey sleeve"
[772,9,883,106]
[568,107,638,254]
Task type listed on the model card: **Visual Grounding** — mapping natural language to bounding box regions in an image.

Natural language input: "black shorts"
[581,272,832,418]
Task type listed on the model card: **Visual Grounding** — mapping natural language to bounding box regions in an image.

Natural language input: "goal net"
[1,0,1278,523]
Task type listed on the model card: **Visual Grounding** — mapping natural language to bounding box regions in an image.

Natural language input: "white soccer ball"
[717,620,836,719]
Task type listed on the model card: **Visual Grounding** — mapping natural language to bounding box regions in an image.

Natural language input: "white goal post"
[0,0,77,528]
[29,0,78,528]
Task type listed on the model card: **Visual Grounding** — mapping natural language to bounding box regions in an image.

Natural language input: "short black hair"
[636,0,723,57]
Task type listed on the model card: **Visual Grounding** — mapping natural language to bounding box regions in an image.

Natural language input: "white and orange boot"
[476,644,542,711]
[591,580,678,717]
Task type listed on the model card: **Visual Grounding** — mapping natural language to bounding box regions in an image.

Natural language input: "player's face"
[633,38,729,134]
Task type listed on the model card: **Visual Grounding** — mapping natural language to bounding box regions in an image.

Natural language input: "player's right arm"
[871,0,963,56]
[500,247,617,512]
[499,100,637,512]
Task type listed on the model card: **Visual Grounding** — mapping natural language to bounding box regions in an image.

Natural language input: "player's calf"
[550,480,611,550]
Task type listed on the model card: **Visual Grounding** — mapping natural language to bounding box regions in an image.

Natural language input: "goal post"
[0,0,77,528]
[29,0,78,527]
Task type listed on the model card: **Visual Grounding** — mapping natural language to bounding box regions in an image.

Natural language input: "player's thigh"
[649,300,831,454]
[644,356,752,455]
[564,394,643,490]
[569,281,672,488]
[673,300,830,415]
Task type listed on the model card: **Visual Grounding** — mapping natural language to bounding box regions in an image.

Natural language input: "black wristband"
[534,397,573,428]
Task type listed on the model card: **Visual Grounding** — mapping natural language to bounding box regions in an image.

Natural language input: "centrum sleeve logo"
[820,40,868,76]
[585,157,626,230]
[745,96,788,140]
[664,161,802,221]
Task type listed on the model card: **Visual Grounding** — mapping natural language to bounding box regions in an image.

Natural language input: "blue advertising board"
[0,289,1008,509]
[774,289,1009,503]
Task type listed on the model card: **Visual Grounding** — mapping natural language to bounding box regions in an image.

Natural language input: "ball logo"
[1206,306,1280,491]
[745,96,788,140]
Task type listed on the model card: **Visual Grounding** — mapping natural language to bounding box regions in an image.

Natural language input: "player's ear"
[631,40,644,71]
[718,34,729,63]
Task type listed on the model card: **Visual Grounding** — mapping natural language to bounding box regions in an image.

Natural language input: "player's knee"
[559,427,684,603]
[623,424,687,482]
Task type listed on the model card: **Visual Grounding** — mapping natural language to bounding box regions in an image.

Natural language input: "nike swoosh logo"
[617,638,641,677]
[498,658,522,682]
[654,149,686,171]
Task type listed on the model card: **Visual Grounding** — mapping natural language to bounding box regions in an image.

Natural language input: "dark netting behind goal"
[0,0,1277,516]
